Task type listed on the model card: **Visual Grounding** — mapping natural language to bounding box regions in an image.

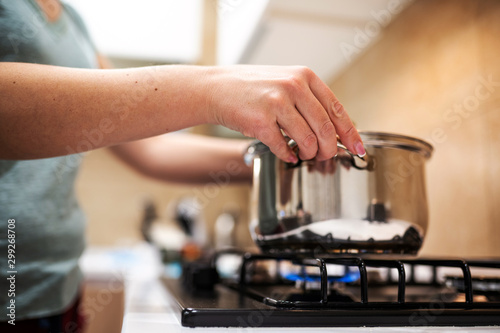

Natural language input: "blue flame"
[283,267,360,284]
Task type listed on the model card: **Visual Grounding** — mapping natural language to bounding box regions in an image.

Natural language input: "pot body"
[247,132,433,255]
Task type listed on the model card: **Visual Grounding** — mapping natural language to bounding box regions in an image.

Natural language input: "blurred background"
[67,0,500,258]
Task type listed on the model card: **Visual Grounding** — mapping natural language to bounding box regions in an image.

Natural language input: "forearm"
[109,133,252,184]
[1,62,366,163]
[0,62,213,159]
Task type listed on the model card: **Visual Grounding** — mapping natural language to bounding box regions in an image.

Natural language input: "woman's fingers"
[272,66,362,161]
[277,107,320,161]
[266,67,338,161]
[256,122,298,163]
[292,86,339,161]
[307,70,365,157]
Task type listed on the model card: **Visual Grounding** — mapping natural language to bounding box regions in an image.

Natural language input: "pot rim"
[246,131,433,162]
[358,131,433,158]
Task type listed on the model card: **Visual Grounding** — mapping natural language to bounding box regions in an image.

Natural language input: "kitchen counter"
[80,244,500,333]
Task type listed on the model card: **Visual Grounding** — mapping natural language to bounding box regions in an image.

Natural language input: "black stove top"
[162,251,500,328]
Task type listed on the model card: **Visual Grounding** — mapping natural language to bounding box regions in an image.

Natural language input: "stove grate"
[226,251,500,309]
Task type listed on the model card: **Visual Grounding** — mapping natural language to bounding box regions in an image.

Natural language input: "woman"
[0,0,364,331]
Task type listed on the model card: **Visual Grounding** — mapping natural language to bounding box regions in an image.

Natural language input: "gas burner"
[162,252,500,327]
[283,269,360,285]
[280,262,361,290]
[284,270,360,293]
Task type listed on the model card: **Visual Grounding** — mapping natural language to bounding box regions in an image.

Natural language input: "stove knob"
[182,261,220,290]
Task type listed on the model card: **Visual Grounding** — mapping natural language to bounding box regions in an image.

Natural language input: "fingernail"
[332,101,344,118]
[288,154,299,164]
[355,141,366,157]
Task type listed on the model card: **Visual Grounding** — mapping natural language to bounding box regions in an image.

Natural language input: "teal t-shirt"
[0,0,98,321]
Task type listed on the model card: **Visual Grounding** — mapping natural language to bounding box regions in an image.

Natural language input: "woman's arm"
[109,133,252,185]
[0,62,365,162]
[0,63,212,159]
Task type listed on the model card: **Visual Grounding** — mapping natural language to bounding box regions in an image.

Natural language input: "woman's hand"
[205,65,365,163]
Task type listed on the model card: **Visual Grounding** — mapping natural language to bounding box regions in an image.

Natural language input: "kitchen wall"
[330,0,500,256]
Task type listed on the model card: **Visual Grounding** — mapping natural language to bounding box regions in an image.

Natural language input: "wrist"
[199,66,229,126]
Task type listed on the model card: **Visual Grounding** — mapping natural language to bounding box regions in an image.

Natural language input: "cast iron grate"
[165,251,500,327]
[218,251,500,310]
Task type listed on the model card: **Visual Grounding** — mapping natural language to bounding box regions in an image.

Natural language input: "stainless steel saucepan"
[245,131,433,255]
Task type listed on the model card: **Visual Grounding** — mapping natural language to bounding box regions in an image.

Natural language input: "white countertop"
[80,244,500,333]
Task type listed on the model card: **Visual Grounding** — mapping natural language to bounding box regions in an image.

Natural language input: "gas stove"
[162,250,500,328]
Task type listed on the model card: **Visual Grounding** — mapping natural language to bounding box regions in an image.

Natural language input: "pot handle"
[244,140,268,166]
[291,138,374,171]
[244,138,374,171]
[336,140,375,171]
